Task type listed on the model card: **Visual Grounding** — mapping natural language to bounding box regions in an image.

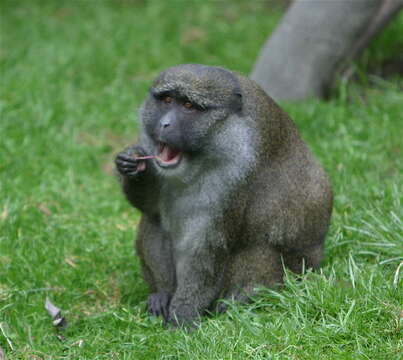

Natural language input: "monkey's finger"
[115,158,139,170]
[146,297,154,314]
[121,164,147,175]
[124,145,146,155]
[119,153,137,160]
[153,297,162,317]
[116,154,138,164]
[147,297,160,316]
[126,170,139,177]
[161,303,169,321]
[116,161,138,170]
[118,168,138,177]
[161,294,171,320]
[116,162,137,171]
[116,163,138,173]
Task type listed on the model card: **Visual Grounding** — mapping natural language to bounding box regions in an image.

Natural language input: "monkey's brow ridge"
[151,85,216,108]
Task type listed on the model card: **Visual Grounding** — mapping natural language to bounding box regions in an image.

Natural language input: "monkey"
[115,64,333,327]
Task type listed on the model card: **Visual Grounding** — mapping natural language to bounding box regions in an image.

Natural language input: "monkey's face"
[140,64,242,169]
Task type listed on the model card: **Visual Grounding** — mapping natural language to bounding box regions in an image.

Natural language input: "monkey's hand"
[147,292,172,322]
[115,146,147,177]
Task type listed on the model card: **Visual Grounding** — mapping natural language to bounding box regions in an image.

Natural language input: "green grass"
[1,1,402,359]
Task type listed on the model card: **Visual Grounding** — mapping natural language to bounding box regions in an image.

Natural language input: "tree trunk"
[251,0,403,101]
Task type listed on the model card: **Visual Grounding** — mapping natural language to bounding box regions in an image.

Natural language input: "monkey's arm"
[168,224,228,326]
[136,217,176,321]
[115,145,160,214]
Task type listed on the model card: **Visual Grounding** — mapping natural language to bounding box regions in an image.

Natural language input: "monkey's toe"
[147,292,171,321]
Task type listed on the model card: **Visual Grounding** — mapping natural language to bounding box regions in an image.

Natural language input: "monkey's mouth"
[156,143,182,168]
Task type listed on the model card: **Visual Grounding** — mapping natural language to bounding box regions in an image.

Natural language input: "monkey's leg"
[218,243,325,313]
[136,216,175,321]
[217,244,284,313]
[168,228,228,327]
[215,286,254,313]
[281,243,325,274]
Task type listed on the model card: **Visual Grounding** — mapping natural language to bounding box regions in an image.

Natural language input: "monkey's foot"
[215,287,254,313]
[147,292,171,321]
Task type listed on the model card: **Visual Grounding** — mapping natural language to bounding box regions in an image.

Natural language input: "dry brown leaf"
[38,203,52,216]
[102,161,115,176]
[65,257,78,268]
[0,207,8,221]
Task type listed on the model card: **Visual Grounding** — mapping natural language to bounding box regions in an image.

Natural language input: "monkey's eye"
[183,101,193,109]
[163,96,173,104]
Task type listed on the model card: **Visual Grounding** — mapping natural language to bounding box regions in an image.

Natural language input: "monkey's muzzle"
[156,142,182,168]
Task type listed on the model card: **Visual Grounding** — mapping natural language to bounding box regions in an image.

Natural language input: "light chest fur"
[158,115,258,242]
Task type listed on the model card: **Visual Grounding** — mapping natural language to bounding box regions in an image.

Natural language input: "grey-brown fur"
[115,64,333,326]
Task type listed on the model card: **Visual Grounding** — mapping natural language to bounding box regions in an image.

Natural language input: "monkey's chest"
[159,188,220,239]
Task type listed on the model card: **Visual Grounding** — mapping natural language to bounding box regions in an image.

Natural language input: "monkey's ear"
[233,92,243,113]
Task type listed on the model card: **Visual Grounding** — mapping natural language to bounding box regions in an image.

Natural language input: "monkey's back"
[223,74,333,290]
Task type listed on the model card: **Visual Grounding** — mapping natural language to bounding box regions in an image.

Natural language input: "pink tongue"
[160,145,179,162]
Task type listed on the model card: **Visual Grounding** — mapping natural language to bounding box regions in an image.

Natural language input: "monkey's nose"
[160,113,173,129]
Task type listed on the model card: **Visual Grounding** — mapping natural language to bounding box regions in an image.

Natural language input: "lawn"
[0,1,402,359]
